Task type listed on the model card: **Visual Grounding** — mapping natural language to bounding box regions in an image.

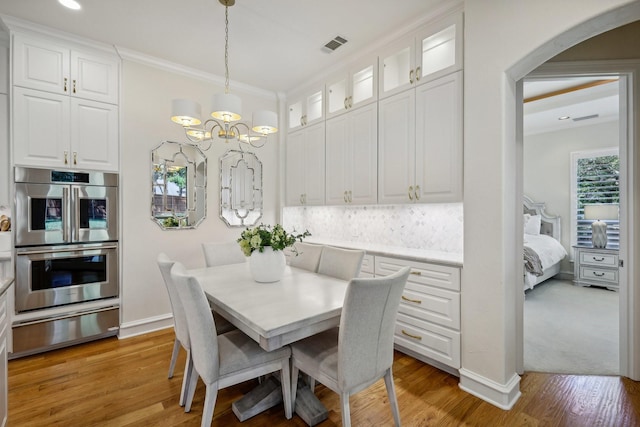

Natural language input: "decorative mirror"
[220,149,263,227]
[151,141,207,229]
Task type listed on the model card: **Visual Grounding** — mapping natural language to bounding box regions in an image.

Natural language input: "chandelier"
[170,0,277,150]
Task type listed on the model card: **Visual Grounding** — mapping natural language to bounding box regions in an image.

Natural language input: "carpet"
[524,279,619,375]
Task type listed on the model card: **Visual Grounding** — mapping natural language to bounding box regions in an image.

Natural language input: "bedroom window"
[571,148,620,248]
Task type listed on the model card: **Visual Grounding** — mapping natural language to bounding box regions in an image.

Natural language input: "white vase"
[249,246,286,283]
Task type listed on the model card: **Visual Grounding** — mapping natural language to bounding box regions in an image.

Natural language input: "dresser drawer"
[394,313,460,368]
[579,266,618,284]
[579,251,618,268]
[375,256,460,292]
[399,285,460,329]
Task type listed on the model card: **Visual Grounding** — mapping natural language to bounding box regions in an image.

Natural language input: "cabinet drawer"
[579,267,618,284]
[375,256,460,291]
[394,313,460,368]
[579,251,618,268]
[399,285,459,329]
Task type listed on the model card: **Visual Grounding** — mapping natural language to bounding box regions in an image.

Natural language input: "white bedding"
[524,234,567,270]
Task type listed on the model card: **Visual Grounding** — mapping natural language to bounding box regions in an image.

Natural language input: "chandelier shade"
[171,99,202,127]
[252,110,278,134]
[211,92,242,122]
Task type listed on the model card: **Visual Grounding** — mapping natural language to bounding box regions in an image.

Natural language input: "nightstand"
[573,245,619,291]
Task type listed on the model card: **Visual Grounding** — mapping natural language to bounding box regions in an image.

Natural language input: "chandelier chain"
[224,4,230,94]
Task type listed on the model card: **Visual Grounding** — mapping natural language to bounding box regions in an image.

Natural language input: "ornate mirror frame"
[151,141,207,229]
[219,149,263,227]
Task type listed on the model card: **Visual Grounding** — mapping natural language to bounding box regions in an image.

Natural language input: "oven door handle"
[73,187,80,242]
[17,244,118,255]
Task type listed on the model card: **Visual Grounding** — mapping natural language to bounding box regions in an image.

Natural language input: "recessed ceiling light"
[58,0,81,10]
[558,116,571,120]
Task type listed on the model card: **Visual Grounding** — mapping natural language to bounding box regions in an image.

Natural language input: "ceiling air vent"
[323,35,348,53]
[572,114,599,122]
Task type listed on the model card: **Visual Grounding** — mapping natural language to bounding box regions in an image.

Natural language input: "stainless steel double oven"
[12,167,119,357]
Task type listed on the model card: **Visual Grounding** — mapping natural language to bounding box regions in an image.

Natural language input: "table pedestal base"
[293,379,329,426]
[232,376,283,421]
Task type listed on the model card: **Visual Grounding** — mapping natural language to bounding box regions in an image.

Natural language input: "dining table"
[188,262,350,425]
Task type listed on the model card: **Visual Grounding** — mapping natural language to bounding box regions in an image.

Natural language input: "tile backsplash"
[282,203,463,254]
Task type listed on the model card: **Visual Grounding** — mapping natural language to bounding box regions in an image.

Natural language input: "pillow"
[524,214,541,235]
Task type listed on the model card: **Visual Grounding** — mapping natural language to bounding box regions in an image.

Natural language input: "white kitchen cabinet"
[285,122,325,206]
[0,284,9,427]
[379,12,463,100]
[287,85,324,131]
[325,103,377,205]
[378,71,462,204]
[375,255,461,373]
[13,33,119,104]
[326,56,377,119]
[13,87,119,171]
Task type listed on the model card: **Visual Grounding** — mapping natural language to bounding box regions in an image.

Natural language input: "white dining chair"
[288,242,324,272]
[170,262,293,425]
[317,246,365,281]
[290,266,410,427]
[201,241,246,334]
[157,252,194,407]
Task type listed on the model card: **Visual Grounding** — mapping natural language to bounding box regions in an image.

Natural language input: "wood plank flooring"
[7,328,640,426]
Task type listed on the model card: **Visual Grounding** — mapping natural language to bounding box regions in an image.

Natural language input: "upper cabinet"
[325,55,377,120]
[13,33,119,104]
[287,85,324,131]
[11,32,120,171]
[285,122,325,206]
[379,12,463,100]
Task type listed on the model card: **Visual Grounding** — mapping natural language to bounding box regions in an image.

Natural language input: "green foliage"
[238,224,311,256]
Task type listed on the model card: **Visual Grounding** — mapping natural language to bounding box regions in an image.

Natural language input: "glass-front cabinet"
[326,55,377,119]
[287,85,324,131]
[379,12,463,99]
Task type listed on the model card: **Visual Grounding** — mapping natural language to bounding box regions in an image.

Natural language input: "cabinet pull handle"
[592,257,605,262]
[348,190,352,203]
[72,79,77,94]
[408,186,414,200]
[300,194,304,204]
[344,191,348,203]
[73,151,77,165]
[410,271,422,276]
[401,330,422,340]
[303,115,307,125]
[344,97,348,110]
[64,150,68,164]
[300,116,304,127]
[415,66,421,81]
[409,69,414,84]
[402,295,422,304]
[348,96,353,108]
[593,272,606,277]
[64,77,68,92]
[415,185,420,200]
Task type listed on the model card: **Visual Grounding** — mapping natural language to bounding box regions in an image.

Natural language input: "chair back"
[202,241,246,267]
[317,246,365,281]
[337,266,410,391]
[289,242,324,272]
[171,262,220,385]
[157,253,189,349]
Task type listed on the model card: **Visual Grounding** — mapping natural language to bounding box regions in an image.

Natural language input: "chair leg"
[290,364,299,416]
[280,360,293,419]
[384,368,402,426]
[168,337,181,378]
[184,366,200,413]
[340,392,351,427]
[179,350,193,407]
[201,383,219,427]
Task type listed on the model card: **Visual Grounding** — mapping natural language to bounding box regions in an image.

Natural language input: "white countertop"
[305,238,463,267]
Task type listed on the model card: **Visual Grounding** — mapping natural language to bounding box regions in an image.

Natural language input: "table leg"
[293,378,329,426]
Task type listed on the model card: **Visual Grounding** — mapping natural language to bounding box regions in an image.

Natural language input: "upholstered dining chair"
[170,262,293,426]
[288,241,324,272]
[157,252,194,407]
[290,266,410,427]
[317,246,365,281]
[201,241,246,335]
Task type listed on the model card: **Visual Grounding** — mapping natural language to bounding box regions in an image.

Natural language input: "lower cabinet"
[0,287,8,427]
[373,255,461,374]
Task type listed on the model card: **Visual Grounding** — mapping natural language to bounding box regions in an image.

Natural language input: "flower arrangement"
[238,223,311,256]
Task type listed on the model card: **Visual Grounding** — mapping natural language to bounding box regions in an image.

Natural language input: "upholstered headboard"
[523,195,561,241]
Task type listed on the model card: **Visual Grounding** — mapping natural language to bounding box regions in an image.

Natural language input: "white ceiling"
[0,0,447,94]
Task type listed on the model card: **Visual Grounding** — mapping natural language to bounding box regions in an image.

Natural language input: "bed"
[523,196,568,290]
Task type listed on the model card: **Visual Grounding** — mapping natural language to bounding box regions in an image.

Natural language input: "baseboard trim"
[458,368,521,410]
[118,313,174,339]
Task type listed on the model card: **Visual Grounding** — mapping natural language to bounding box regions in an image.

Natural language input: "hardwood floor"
[8,328,640,426]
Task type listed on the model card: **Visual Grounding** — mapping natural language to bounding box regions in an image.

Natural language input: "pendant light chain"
[224,4,230,94]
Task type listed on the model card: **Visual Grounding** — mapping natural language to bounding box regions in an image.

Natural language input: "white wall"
[524,120,619,272]
[119,59,281,335]
[462,0,637,408]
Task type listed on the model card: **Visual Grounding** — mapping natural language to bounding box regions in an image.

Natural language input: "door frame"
[516,60,639,379]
